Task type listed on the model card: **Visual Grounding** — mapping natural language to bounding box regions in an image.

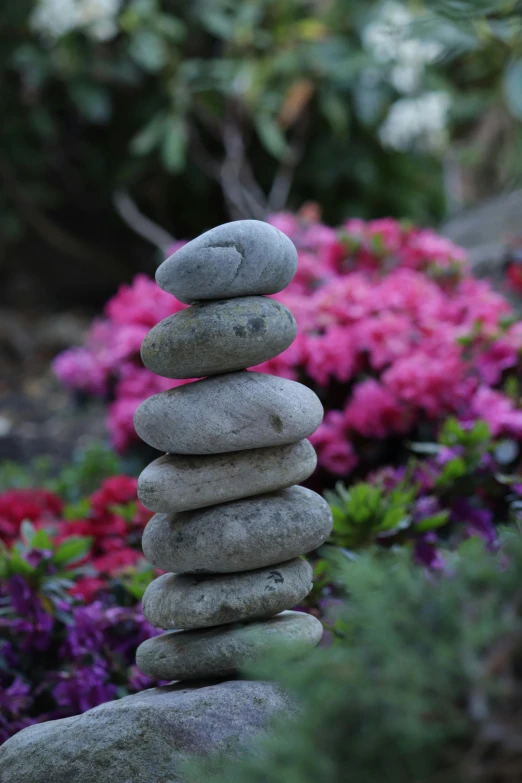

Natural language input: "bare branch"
[113,189,175,252]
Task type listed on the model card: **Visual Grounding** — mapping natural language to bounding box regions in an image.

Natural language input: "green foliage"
[0,520,92,599]
[0,441,124,501]
[186,530,522,783]
[5,0,522,267]
[326,480,416,548]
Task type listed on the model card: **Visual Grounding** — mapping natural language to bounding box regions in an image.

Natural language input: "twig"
[113,189,175,252]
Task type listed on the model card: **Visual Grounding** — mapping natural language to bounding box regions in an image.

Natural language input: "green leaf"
[52,537,92,568]
[415,511,450,533]
[130,113,167,156]
[31,528,52,550]
[63,497,91,520]
[160,117,187,173]
[9,548,34,577]
[129,30,168,72]
[69,83,112,124]
[436,457,467,487]
[504,60,522,120]
[20,520,36,546]
[255,115,288,159]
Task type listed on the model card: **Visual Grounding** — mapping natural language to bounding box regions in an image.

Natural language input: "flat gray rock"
[0,680,296,783]
[134,371,323,454]
[138,439,317,513]
[156,220,298,303]
[141,297,296,379]
[143,486,333,573]
[142,558,313,630]
[137,610,323,681]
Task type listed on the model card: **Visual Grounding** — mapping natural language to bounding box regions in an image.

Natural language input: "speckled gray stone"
[137,439,317,513]
[136,610,323,681]
[134,371,323,454]
[143,487,333,574]
[156,220,298,303]
[141,297,297,379]
[0,680,297,783]
[142,558,312,630]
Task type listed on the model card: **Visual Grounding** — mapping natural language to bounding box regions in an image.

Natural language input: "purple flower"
[0,677,32,716]
[451,500,497,549]
[53,662,117,714]
[414,533,446,570]
[25,549,54,569]
[61,603,106,659]
[412,496,440,523]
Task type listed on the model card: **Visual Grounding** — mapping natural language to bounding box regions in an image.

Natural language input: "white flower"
[30,0,122,41]
[363,1,443,94]
[30,0,80,39]
[379,91,451,151]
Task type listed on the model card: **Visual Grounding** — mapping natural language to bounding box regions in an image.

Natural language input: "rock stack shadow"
[135,219,333,683]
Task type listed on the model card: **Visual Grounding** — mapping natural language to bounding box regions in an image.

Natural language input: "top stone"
[156,220,298,303]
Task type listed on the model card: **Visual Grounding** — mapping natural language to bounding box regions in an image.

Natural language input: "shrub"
[55,212,522,474]
[0,518,160,745]
[0,454,163,744]
[186,528,522,783]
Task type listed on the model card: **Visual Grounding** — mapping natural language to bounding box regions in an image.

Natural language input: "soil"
[0,308,107,466]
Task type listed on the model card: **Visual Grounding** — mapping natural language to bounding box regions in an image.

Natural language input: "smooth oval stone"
[142,558,312,630]
[138,439,317,513]
[143,487,333,574]
[136,610,323,680]
[156,220,298,303]
[141,297,297,379]
[134,372,323,454]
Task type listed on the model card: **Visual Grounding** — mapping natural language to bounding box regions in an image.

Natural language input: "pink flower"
[310,411,358,476]
[105,274,185,326]
[477,339,518,385]
[304,327,357,386]
[383,349,469,418]
[355,312,413,369]
[53,348,109,396]
[344,379,412,438]
[469,387,522,438]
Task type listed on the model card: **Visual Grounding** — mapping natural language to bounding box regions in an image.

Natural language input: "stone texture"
[156,219,298,303]
[143,486,333,574]
[138,439,317,513]
[134,371,323,454]
[137,610,323,681]
[141,297,296,379]
[142,557,312,630]
[0,680,296,783]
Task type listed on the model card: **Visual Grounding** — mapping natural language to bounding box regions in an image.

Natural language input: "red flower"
[92,548,142,575]
[0,489,63,544]
[89,476,139,515]
[70,577,107,603]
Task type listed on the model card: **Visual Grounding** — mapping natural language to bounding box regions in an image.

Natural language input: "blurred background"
[2,0,522,469]
[4,0,522,757]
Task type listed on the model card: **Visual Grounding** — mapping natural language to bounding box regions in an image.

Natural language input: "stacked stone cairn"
[134,220,332,683]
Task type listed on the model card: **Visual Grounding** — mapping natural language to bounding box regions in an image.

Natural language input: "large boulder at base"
[0,680,296,783]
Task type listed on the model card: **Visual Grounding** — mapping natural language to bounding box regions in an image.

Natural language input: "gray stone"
[141,297,297,379]
[134,371,323,454]
[137,610,323,681]
[156,220,298,303]
[0,680,296,783]
[143,486,333,574]
[138,439,317,513]
[142,557,312,630]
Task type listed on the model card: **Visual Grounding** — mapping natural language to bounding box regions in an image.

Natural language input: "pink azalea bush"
[54,210,522,477]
